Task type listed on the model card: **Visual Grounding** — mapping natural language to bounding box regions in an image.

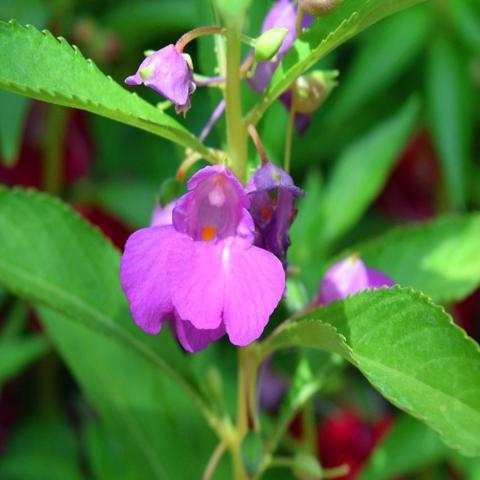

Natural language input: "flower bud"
[292,70,338,114]
[254,27,288,62]
[300,0,340,16]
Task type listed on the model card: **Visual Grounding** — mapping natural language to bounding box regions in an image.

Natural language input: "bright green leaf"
[353,214,480,304]
[0,20,215,161]
[261,287,480,457]
[246,0,425,125]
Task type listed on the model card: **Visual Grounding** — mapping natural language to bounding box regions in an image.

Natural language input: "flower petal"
[168,236,225,330]
[367,268,394,288]
[223,241,285,346]
[120,225,180,334]
[170,313,225,353]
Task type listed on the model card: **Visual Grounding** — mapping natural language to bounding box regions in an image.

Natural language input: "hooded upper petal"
[125,44,195,111]
[173,165,252,243]
[120,225,181,334]
[367,268,394,289]
[150,202,174,226]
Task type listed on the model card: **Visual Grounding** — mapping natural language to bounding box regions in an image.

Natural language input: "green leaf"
[0,87,29,165]
[0,186,208,408]
[38,306,221,479]
[426,36,472,209]
[329,5,430,123]
[261,287,480,457]
[289,97,419,289]
[0,186,222,477]
[358,415,449,480]
[353,214,480,304]
[0,416,83,480]
[246,0,425,125]
[0,336,48,387]
[0,20,215,161]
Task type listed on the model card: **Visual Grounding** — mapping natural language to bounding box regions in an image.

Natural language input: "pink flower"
[120,166,285,351]
[125,45,196,113]
[315,256,393,306]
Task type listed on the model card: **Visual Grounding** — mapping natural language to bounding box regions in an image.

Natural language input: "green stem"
[225,23,248,182]
[301,400,318,457]
[230,348,250,480]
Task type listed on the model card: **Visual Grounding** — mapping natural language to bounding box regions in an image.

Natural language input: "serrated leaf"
[289,97,419,290]
[358,415,449,480]
[246,0,425,125]
[0,186,220,476]
[352,214,480,304]
[0,20,215,161]
[261,287,480,457]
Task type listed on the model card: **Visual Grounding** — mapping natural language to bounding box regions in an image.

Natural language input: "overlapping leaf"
[246,0,425,124]
[262,287,480,457]
[0,20,215,161]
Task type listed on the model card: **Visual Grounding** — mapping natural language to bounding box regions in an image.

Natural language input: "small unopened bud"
[292,70,338,114]
[300,0,340,16]
[254,27,288,62]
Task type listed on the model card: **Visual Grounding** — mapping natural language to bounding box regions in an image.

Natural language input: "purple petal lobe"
[125,44,195,110]
[223,241,285,346]
[120,225,181,334]
[316,256,369,305]
[150,202,174,226]
[168,236,285,346]
[367,268,394,288]
[168,236,225,330]
[170,313,225,353]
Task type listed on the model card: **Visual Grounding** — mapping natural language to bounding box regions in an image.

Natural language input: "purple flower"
[150,202,175,227]
[315,256,394,306]
[247,162,303,267]
[249,0,313,93]
[120,166,285,352]
[125,45,196,113]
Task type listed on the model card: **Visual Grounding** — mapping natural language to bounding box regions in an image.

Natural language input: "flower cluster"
[121,165,300,352]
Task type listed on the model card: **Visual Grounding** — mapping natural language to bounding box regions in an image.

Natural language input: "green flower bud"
[300,0,340,17]
[254,27,288,62]
[292,70,339,114]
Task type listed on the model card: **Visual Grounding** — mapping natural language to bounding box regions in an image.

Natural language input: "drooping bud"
[125,45,196,113]
[292,70,338,114]
[254,27,288,62]
[299,0,340,16]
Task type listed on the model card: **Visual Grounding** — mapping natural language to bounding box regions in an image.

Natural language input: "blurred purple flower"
[125,45,196,113]
[150,202,175,227]
[247,162,303,268]
[249,0,313,93]
[315,256,393,306]
[121,166,285,351]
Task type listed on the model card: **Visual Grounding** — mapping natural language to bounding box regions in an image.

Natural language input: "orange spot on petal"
[202,224,217,241]
[260,207,272,221]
